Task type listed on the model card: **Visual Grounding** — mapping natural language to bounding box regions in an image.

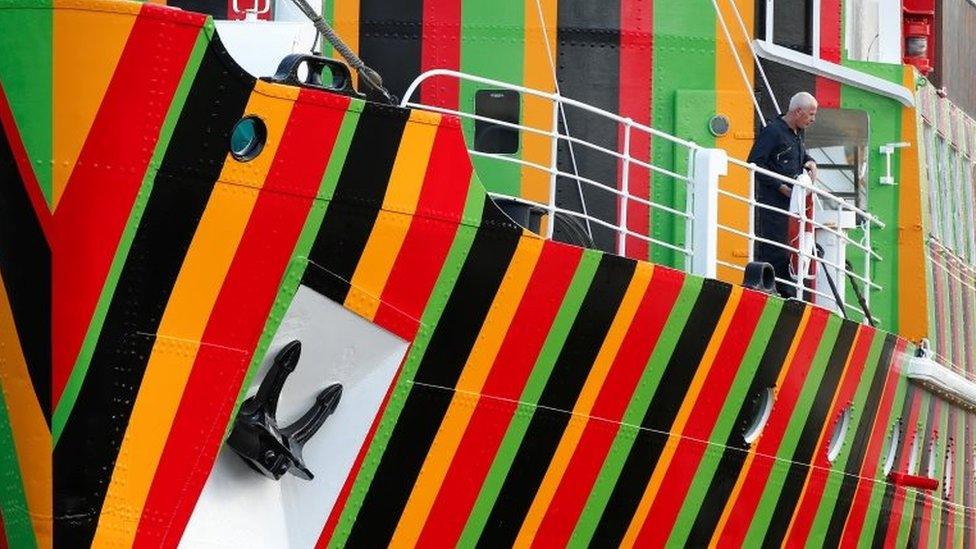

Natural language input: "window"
[762,0,819,55]
[743,388,775,444]
[907,431,922,474]
[804,109,870,211]
[474,89,520,154]
[827,407,852,463]
[882,419,902,476]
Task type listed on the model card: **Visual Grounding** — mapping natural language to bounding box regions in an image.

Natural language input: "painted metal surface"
[0,0,973,548]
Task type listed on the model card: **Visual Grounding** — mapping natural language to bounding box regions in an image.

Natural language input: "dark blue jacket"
[747,116,813,211]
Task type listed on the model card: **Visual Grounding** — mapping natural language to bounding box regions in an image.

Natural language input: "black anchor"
[227,340,342,480]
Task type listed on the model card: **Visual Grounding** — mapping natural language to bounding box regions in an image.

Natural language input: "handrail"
[401,70,885,321]
[401,69,700,150]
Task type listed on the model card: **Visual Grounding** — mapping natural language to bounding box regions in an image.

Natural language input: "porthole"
[907,432,921,473]
[826,406,852,463]
[743,388,775,444]
[230,116,267,162]
[882,419,902,476]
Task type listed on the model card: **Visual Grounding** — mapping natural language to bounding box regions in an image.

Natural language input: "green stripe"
[51,27,210,444]
[651,0,715,267]
[0,1,52,205]
[0,383,36,548]
[667,298,785,547]
[858,360,909,547]
[459,248,601,542]
[224,99,364,439]
[894,391,929,548]
[805,331,886,546]
[329,171,487,548]
[570,276,704,547]
[459,0,523,197]
[742,315,843,546]
[458,248,601,546]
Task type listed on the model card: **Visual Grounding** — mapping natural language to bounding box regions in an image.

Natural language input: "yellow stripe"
[389,235,544,547]
[714,0,756,285]
[345,112,440,320]
[0,276,52,549]
[52,2,139,209]
[515,263,655,547]
[709,306,813,545]
[521,0,557,205]
[91,85,295,547]
[620,286,744,547]
[333,0,360,87]
[779,326,866,546]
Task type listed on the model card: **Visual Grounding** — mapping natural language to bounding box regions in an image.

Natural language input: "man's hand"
[804,160,818,182]
[779,183,792,197]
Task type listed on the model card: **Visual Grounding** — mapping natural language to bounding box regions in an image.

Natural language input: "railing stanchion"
[619,119,633,257]
[547,99,559,239]
[748,167,756,263]
[691,148,726,278]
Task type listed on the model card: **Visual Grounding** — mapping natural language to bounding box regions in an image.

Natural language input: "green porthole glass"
[230,116,267,162]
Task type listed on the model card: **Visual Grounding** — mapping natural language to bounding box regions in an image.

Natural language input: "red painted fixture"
[902,0,935,75]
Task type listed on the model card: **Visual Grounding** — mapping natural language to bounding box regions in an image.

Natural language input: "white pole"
[691,148,728,278]
[547,99,559,239]
[619,119,633,256]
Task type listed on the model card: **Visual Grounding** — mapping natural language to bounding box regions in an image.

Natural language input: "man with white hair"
[747,91,819,298]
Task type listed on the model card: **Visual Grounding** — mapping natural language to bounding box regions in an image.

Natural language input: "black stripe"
[358,0,422,100]
[762,319,859,547]
[871,383,918,548]
[823,334,897,546]
[554,0,621,253]
[590,279,733,547]
[682,299,805,547]
[476,254,637,547]
[302,102,407,303]
[905,394,940,547]
[0,113,50,426]
[53,36,254,548]
[344,201,522,547]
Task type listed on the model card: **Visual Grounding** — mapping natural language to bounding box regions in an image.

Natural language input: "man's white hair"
[789,91,817,112]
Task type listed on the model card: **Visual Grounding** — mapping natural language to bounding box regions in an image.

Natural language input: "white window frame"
[765,0,821,57]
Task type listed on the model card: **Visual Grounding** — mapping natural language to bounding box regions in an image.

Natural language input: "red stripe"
[0,84,52,239]
[420,0,460,108]
[784,327,876,546]
[319,118,473,542]
[840,339,908,545]
[820,0,842,62]
[317,352,407,546]
[133,91,350,547]
[618,0,652,260]
[51,5,205,407]
[883,387,925,547]
[372,120,471,339]
[534,266,685,545]
[634,290,768,547]
[415,242,582,547]
[719,308,830,546]
[915,398,941,545]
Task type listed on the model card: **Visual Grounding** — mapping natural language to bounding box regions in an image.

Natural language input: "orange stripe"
[52,0,139,209]
[0,275,52,549]
[389,234,544,547]
[620,286,745,546]
[714,0,756,284]
[521,0,557,205]
[709,306,813,543]
[333,0,360,87]
[91,82,297,547]
[345,111,441,320]
[898,67,928,342]
[779,326,867,545]
[515,263,655,547]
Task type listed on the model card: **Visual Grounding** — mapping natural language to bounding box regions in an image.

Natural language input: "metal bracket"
[227,340,342,480]
[879,142,910,185]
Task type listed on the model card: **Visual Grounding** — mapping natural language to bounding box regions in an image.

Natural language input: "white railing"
[401,70,884,321]
[719,159,884,320]
[401,69,699,263]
